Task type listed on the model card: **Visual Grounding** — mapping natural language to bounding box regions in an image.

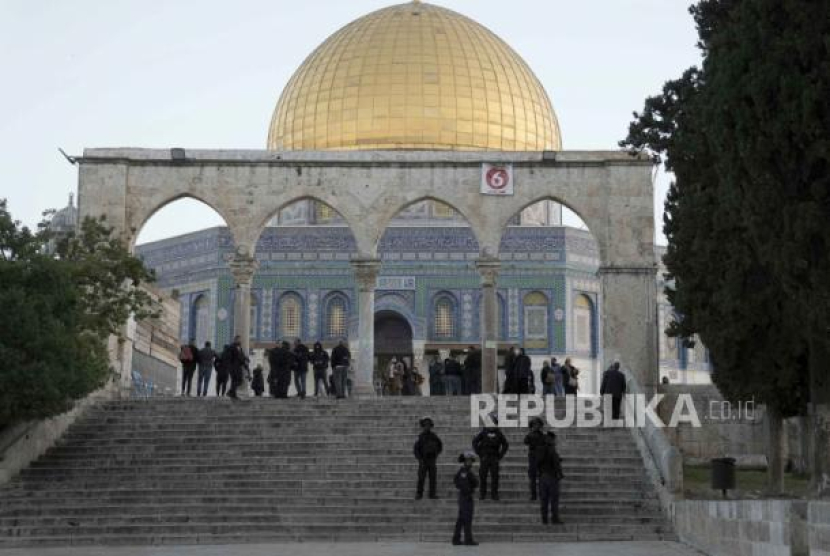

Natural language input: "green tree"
[620,0,823,492]
[0,200,156,428]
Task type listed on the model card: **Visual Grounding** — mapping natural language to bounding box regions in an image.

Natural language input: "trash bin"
[711,457,736,497]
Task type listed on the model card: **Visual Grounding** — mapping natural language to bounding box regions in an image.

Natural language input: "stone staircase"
[0,396,675,547]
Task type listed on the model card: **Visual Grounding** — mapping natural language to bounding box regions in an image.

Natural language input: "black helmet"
[529,417,544,429]
[419,417,434,428]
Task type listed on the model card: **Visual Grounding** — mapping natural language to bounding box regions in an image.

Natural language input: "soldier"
[472,413,509,501]
[413,417,443,499]
[536,431,564,525]
[524,416,546,501]
[452,451,479,546]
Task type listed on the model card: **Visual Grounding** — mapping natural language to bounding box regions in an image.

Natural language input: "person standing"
[225,336,248,400]
[452,451,479,546]
[514,348,533,395]
[428,356,445,396]
[330,339,351,399]
[268,341,294,399]
[292,339,310,399]
[524,417,546,501]
[502,345,520,394]
[196,341,216,397]
[540,359,555,396]
[387,357,403,395]
[472,414,509,501]
[563,358,579,396]
[178,339,198,396]
[310,342,330,397]
[214,345,230,397]
[251,365,265,397]
[443,356,463,395]
[600,361,626,420]
[413,417,443,500]
[463,346,482,395]
[536,431,564,525]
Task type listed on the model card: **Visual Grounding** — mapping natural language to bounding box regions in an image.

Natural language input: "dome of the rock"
[267,1,561,151]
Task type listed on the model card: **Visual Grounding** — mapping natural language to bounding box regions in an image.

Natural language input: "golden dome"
[267,1,561,151]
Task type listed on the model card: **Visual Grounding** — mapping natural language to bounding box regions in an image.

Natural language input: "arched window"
[191,294,210,345]
[325,294,348,338]
[433,295,456,339]
[574,294,594,355]
[523,291,549,349]
[280,294,302,339]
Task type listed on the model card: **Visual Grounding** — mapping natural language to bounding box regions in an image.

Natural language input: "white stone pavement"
[0,542,707,556]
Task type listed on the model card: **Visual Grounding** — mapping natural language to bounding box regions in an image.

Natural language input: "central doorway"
[374,310,414,389]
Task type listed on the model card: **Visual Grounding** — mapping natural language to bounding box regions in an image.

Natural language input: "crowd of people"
[414,414,564,546]
[177,336,353,400]
[178,338,625,405]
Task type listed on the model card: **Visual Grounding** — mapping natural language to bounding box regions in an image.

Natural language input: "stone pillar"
[413,340,427,395]
[477,258,501,393]
[599,265,658,393]
[351,259,382,397]
[230,254,258,396]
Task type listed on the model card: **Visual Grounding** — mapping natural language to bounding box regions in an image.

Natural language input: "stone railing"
[673,499,830,556]
[621,366,684,500]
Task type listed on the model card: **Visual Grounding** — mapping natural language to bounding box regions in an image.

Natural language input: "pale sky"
[0,0,701,244]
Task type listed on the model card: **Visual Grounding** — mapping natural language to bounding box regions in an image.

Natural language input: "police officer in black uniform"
[536,431,564,525]
[452,451,479,546]
[524,416,546,501]
[472,413,509,501]
[413,416,443,499]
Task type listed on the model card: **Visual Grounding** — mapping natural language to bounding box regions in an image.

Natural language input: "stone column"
[351,259,382,397]
[230,254,258,396]
[599,264,658,393]
[477,258,501,393]
[413,340,427,395]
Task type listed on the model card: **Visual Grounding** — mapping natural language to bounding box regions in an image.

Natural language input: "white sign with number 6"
[480,163,514,196]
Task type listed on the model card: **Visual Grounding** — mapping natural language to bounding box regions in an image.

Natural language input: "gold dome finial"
[268,2,561,151]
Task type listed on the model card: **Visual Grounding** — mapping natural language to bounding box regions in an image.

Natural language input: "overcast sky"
[0,0,701,244]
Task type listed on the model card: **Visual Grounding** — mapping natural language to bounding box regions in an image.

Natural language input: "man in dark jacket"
[179,338,199,396]
[600,361,627,420]
[413,417,443,499]
[225,336,248,400]
[536,431,564,524]
[452,451,479,546]
[214,345,231,396]
[196,341,216,397]
[524,416,546,501]
[472,414,509,501]
[268,341,295,399]
[428,356,445,396]
[443,356,463,395]
[293,338,310,399]
[310,342,330,397]
[463,346,482,395]
[330,340,351,399]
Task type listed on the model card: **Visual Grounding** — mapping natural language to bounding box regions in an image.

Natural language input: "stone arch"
[247,194,366,256]
[128,193,238,252]
[372,196,483,257]
[497,195,604,265]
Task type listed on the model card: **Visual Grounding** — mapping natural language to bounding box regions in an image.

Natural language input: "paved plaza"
[0,541,705,556]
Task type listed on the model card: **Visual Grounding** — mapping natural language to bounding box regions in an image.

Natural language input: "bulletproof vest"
[478,430,503,456]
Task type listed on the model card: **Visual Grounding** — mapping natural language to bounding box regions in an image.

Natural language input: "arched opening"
[376,196,481,372]
[249,198,360,355]
[374,309,414,389]
[133,197,234,396]
[498,198,602,394]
